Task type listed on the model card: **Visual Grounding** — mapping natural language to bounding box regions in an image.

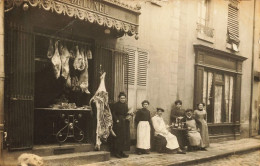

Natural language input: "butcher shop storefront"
[4,0,140,150]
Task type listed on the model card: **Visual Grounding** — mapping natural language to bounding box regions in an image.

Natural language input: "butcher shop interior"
[33,32,95,144]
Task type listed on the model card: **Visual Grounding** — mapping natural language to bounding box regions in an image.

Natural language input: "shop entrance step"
[43,151,110,166]
[32,143,94,156]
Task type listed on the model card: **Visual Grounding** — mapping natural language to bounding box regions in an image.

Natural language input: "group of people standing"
[109,92,210,158]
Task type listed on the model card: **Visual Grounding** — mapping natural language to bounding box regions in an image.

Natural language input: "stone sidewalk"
[80,136,260,166]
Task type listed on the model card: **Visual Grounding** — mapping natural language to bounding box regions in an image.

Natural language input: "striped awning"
[5,0,141,38]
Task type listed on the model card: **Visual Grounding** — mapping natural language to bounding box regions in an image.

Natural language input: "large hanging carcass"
[89,72,115,150]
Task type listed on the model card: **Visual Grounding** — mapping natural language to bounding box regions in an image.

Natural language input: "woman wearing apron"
[135,100,152,155]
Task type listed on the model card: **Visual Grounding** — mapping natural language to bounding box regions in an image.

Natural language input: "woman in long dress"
[135,100,152,155]
[111,92,130,158]
[194,103,210,150]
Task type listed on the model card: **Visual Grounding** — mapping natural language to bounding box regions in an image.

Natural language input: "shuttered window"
[124,48,148,87]
[227,1,240,45]
[124,48,136,85]
[137,50,148,86]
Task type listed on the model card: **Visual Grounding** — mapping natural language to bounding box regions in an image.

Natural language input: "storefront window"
[203,70,234,123]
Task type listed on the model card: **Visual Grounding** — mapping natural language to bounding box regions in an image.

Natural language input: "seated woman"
[184,109,202,151]
[152,108,186,154]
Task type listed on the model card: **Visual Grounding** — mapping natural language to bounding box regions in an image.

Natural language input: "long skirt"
[136,121,150,149]
[160,132,179,150]
[187,131,202,146]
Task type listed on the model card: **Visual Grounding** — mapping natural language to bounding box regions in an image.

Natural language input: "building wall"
[117,0,181,124]
[252,0,260,136]
[179,0,255,138]
[118,0,256,139]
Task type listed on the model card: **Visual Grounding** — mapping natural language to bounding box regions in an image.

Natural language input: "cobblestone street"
[82,137,260,166]
[195,150,260,166]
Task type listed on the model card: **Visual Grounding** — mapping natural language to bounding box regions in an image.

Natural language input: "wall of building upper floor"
[116,0,257,127]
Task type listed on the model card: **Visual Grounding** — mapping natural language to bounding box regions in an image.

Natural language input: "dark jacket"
[111,101,130,152]
[135,108,152,127]
[170,106,185,123]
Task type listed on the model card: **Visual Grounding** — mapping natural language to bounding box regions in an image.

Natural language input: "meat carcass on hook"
[51,41,62,79]
[89,72,115,150]
[73,46,85,71]
[79,48,90,94]
[60,44,71,79]
[47,39,54,59]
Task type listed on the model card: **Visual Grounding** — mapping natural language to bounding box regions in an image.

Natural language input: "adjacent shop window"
[227,0,240,51]
[125,48,148,87]
[202,70,234,123]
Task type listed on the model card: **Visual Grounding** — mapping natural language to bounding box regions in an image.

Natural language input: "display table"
[170,128,189,149]
[34,108,92,144]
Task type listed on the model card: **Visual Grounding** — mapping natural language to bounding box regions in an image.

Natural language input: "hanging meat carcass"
[71,76,80,91]
[65,75,72,88]
[73,46,85,71]
[89,72,115,150]
[79,48,90,94]
[60,44,71,79]
[51,41,62,79]
[47,39,54,59]
[86,49,92,59]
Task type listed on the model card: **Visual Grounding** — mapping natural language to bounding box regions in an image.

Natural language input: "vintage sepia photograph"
[0,0,260,165]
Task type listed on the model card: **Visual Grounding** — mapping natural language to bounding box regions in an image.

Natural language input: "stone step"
[32,143,94,156]
[43,151,110,166]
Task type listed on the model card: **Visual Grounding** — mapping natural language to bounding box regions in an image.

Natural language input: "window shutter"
[124,48,136,85]
[137,50,148,86]
[227,1,240,44]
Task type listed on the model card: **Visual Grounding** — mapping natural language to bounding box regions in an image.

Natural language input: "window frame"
[193,44,247,125]
[203,68,236,124]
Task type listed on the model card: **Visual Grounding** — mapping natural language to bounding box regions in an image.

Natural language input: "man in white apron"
[152,108,186,154]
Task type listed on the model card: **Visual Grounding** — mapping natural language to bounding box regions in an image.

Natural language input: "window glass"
[203,70,234,123]
[214,85,223,123]
[198,0,209,26]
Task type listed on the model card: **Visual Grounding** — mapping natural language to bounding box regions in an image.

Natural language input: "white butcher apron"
[136,121,150,149]
[160,132,179,150]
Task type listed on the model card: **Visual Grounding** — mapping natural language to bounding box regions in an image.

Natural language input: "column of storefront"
[0,0,4,158]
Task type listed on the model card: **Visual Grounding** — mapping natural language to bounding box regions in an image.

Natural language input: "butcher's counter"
[34,108,93,145]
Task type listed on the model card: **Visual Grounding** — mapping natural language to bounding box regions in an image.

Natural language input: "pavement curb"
[169,145,260,166]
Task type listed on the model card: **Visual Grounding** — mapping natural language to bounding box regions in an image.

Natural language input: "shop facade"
[3,0,140,150]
